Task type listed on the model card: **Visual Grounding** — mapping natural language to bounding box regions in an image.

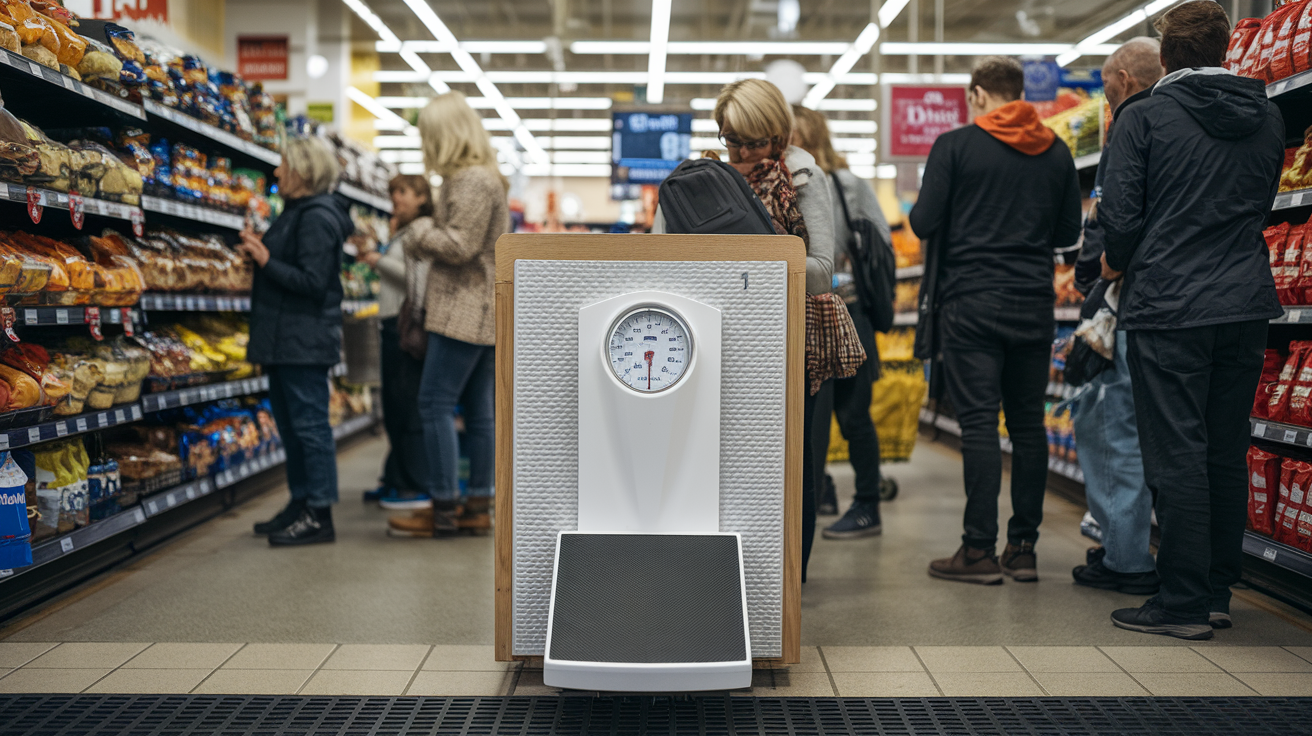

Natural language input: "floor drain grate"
[0,695,1309,735]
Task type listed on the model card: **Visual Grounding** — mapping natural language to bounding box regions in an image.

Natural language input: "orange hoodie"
[974,100,1056,156]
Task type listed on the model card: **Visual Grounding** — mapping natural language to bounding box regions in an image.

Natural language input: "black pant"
[940,291,1053,550]
[379,317,429,493]
[802,385,824,583]
[1126,320,1267,620]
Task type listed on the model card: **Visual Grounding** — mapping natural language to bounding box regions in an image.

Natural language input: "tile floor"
[2,643,1311,696]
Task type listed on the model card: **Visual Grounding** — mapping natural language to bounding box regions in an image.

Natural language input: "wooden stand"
[494,233,806,665]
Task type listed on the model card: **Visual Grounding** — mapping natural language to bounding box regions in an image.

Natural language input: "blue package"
[0,451,33,570]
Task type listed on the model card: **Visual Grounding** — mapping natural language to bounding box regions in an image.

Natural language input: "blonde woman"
[238,136,354,546]
[387,92,511,538]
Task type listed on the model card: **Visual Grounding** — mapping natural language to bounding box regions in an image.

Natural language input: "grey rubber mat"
[2,695,1310,735]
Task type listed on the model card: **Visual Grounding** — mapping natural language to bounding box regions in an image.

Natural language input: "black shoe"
[1086,546,1106,566]
[1073,559,1160,595]
[817,474,839,516]
[822,501,882,539]
[254,499,307,535]
[268,506,335,546]
[1210,612,1233,629]
[1111,598,1213,640]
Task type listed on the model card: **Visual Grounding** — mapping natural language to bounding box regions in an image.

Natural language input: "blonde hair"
[714,79,793,156]
[418,91,508,190]
[791,105,849,174]
[281,137,341,196]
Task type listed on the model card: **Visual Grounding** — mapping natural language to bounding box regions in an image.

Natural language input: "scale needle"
[644,350,654,387]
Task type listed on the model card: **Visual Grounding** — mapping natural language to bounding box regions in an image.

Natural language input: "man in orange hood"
[910,55,1081,586]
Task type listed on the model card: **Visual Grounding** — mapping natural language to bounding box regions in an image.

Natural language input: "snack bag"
[1248,446,1282,535]
[1286,345,1312,426]
[1230,17,1264,72]
[1280,223,1307,305]
[1255,4,1301,82]
[1297,501,1312,551]
[1264,223,1289,274]
[1277,460,1310,546]
[0,450,30,569]
[1268,342,1312,422]
[1272,1,1307,81]
[1254,348,1287,419]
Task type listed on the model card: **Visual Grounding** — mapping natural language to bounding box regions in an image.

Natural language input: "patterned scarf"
[742,157,810,250]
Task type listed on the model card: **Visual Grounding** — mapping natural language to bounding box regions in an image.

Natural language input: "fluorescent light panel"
[377,135,615,150]
[647,0,673,104]
[374,69,968,87]
[1057,0,1180,66]
[376,96,613,110]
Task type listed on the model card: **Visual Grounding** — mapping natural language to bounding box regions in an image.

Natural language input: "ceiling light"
[1057,0,1180,66]
[347,86,415,133]
[551,151,612,164]
[377,69,906,86]
[691,96,877,112]
[828,120,878,134]
[521,163,614,177]
[341,0,401,49]
[876,164,898,179]
[376,96,612,110]
[878,0,913,28]
[379,150,424,163]
[803,23,879,108]
[648,0,672,103]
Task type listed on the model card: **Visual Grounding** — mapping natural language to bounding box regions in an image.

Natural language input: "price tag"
[27,60,41,75]
[0,434,9,451]
[131,405,142,420]
[147,500,158,515]
[55,309,68,325]
[122,308,134,336]
[184,296,196,311]
[1285,429,1299,443]
[23,310,35,326]
[59,537,74,553]
[60,75,74,91]
[133,508,145,523]
[84,306,102,340]
[68,192,84,230]
[1264,546,1279,562]
[1296,192,1306,208]
[55,422,67,437]
[217,297,231,311]
[97,412,108,426]
[185,486,196,500]
[0,570,10,578]
[200,479,212,494]
[1254,422,1268,438]
[26,187,42,224]
[1291,310,1302,323]
[26,427,39,444]
[130,207,143,236]
[166,494,177,508]
[114,409,126,423]
[75,417,87,432]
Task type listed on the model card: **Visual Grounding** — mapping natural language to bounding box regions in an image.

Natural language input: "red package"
[1273,1,1307,81]
[1267,221,1291,272]
[1296,2,1312,73]
[1268,342,1312,422]
[1276,460,1310,546]
[1254,348,1288,419]
[1229,17,1264,72]
[1297,504,1312,551]
[1279,224,1307,305]
[1256,4,1301,83]
[1248,446,1282,535]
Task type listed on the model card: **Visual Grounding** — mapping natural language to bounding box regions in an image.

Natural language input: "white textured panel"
[513,260,788,658]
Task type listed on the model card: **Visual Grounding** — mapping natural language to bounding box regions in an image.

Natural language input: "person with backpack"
[910,56,1081,585]
[792,105,893,540]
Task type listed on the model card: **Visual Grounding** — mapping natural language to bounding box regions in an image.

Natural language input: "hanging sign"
[882,85,968,161]
[68,191,84,230]
[237,36,289,80]
[25,187,41,224]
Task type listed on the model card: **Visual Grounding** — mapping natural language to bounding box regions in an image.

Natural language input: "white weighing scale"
[542,290,753,692]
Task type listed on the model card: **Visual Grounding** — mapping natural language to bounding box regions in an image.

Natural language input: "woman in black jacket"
[237,137,355,546]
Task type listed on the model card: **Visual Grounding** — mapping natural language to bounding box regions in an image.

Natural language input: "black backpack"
[658,158,775,235]
[831,173,896,333]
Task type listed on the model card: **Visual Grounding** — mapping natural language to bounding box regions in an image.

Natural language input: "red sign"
[238,36,289,80]
[89,0,168,23]
[884,85,968,160]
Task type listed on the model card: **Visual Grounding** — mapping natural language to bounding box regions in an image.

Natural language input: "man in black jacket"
[911,56,1081,585]
[1099,1,1284,639]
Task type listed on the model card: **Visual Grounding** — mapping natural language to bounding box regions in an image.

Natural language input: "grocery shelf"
[1243,532,1312,579]
[1249,416,1312,449]
[138,293,252,312]
[895,264,924,280]
[1073,151,1101,171]
[142,100,281,168]
[1271,306,1312,324]
[0,50,145,121]
[138,375,270,413]
[1,505,147,575]
[1273,188,1312,211]
[140,476,218,518]
[0,183,141,223]
[13,305,136,326]
[337,183,393,213]
[1268,69,1312,99]
[141,195,245,230]
[919,407,1084,482]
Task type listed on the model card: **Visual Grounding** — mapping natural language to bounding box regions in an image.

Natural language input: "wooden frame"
[494,233,806,665]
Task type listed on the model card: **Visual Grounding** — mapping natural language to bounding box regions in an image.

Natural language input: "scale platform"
[543,532,752,692]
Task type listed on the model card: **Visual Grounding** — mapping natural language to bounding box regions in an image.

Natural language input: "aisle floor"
[2,435,1312,697]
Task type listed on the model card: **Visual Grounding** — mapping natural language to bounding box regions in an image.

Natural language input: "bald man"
[1068,37,1163,596]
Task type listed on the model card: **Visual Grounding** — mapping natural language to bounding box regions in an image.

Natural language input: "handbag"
[397,297,427,361]
[805,292,867,395]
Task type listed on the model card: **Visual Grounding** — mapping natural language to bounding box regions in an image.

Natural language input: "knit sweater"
[403,166,510,346]
[374,220,430,321]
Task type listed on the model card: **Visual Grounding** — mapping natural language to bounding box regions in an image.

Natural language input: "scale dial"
[606,306,693,393]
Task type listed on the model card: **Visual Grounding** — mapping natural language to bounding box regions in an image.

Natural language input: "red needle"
[644,350,655,388]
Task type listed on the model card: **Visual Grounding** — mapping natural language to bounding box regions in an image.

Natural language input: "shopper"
[911,56,1081,584]
[1099,1,1284,639]
[387,92,510,538]
[239,137,354,546]
[791,105,890,540]
[358,175,432,510]
[1068,38,1163,595]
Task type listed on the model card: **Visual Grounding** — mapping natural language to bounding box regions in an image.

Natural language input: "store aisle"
[2,434,1312,697]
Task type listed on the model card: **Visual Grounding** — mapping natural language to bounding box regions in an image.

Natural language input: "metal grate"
[1,695,1310,736]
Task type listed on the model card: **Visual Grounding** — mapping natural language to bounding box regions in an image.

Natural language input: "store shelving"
[141,195,245,230]
[1249,416,1312,449]
[1267,69,1312,98]
[138,375,270,413]
[142,100,281,169]
[919,407,1085,484]
[11,305,136,326]
[137,293,253,312]
[895,264,924,280]
[1272,188,1312,211]
[0,50,144,121]
[1271,306,1312,324]
[337,183,393,213]
[1243,532,1312,579]
[1074,151,1101,172]
[0,183,141,224]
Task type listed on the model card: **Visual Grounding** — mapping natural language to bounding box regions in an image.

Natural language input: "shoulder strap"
[830,172,856,231]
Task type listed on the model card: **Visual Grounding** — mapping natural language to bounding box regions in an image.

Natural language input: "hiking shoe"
[254,498,306,535]
[822,501,882,539]
[1072,559,1160,594]
[387,502,459,538]
[362,485,389,503]
[1111,598,1213,640]
[928,545,1003,585]
[268,506,335,546]
[458,497,492,534]
[1210,612,1233,629]
[817,474,839,516]
[379,490,432,510]
[1000,542,1038,582]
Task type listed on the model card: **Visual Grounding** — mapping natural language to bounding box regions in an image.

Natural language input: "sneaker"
[459,497,492,534]
[268,506,335,546]
[1112,598,1213,640]
[1210,612,1233,629]
[822,501,882,539]
[378,490,432,510]
[1072,559,1160,594]
[362,485,389,503]
[1000,542,1038,582]
[254,498,306,535]
[817,474,839,516]
[928,545,1003,585]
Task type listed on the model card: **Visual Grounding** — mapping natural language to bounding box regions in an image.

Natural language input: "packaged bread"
[0,21,18,53]
[36,10,81,66]
[0,361,42,409]
[0,100,37,183]
[17,121,70,192]
[19,41,53,68]
[1,0,58,55]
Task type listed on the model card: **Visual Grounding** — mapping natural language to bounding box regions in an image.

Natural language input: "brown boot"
[1000,542,1038,582]
[928,545,1003,585]
[458,497,492,534]
[387,508,435,537]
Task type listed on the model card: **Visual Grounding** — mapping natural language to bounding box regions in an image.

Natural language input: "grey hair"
[281,137,341,196]
[1105,37,1164,88]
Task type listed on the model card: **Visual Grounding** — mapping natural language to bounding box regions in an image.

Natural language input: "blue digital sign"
[611,111,693,198]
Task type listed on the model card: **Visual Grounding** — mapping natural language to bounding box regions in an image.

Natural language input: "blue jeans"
[267,364,338,509]
[418,332,495,501]
[1071,332,1155,574]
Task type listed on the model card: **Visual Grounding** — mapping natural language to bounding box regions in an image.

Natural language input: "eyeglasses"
[719,133,775,151]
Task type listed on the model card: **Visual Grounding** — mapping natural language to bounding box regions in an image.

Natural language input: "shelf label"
[59,537,73,553]
[55,309,68,325]
[133,508,145,523]
[131,405,142,420]
[1254,422,1268,438]
[165,494,176,508]
[114,409,126,423]
[55,422,67,437]
[75,417,87,432]
[1264,546,1279,562]
[97,412,108,427]
[184,296,196,311]
[26,427,39,444]
[185,486,196,500]
[22,310,35,326]
[26,187,42,224]
[147,500,158,515]
[1285,429,1299,444]
[0,434,9,451]
[68,192,84,230]
[1291,310,1303,323]
[0,569,10,578]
